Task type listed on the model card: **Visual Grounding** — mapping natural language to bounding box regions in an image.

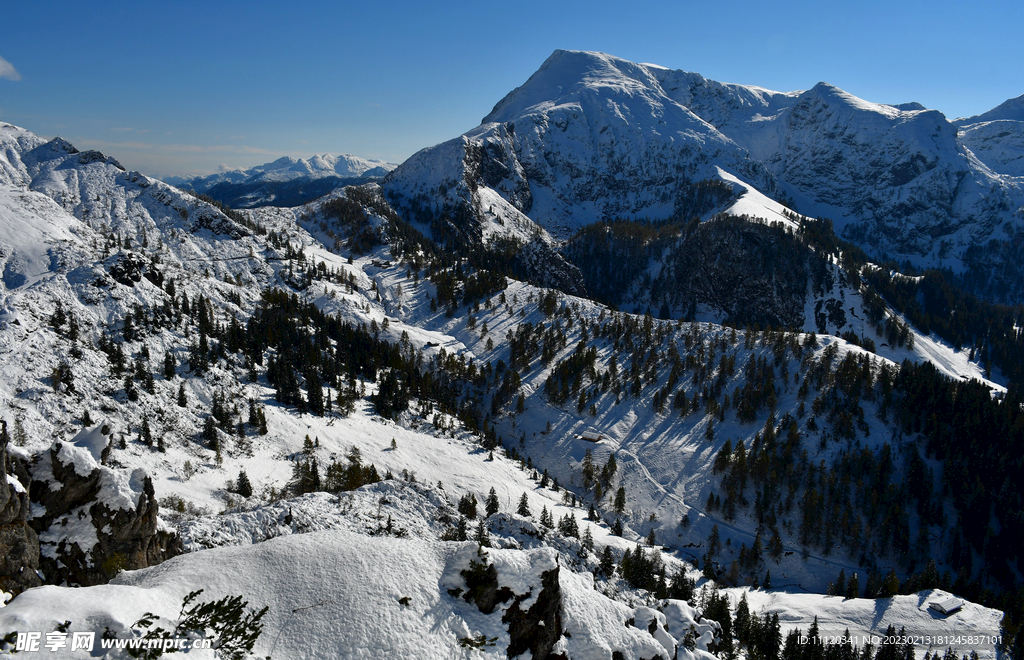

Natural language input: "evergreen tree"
[708,524,721,558]
[475,519,491,547]
[612,518,624,536]
[581,526,594,555]
[599,545,615,578]
[558,514,579,538]
[668,566,695,601]
[306,370,324,416]
[540,506,553,528]
[485,487,499,517]
[882,569,900,597]
[516,493,531,517]
[163,351,176,380]
[177,382,187,407]
[458,493,478,519]
[846,572,860,600]
[202,416,218,449]
[236,470,253,497]
[614,485,626,514]
[735,592,751,647]
[581,448,596,489]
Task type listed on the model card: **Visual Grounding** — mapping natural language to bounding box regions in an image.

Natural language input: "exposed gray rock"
[0,421,42,595]
[503,564,564,660]
[26,432,182,587]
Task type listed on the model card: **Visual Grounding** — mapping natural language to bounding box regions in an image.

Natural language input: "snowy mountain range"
[172,154,397,190]
[170,154,398,209]
[385,50,1024,303]
[0,48,1021,660]
[955,94,1024,178]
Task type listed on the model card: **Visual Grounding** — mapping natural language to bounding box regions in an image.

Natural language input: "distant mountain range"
[169,153,398,208]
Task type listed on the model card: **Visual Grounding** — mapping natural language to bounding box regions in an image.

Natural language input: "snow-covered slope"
[0,121,1013,658]
[955,95,1024,178]
[957,120,1024,177]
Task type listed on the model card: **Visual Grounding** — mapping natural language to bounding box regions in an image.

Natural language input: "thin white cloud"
[0,55,21,81]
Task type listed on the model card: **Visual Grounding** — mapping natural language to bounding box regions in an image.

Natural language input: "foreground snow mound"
[733,587,1003,659]
[1,527,685,659]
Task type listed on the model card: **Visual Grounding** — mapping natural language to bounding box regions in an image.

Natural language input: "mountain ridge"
[385,49,1024,303]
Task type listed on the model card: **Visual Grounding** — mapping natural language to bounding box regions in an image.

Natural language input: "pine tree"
[830,569,846,596]
[517,493,531,517]
[141,419,153,447]
[581,448,596,489]
[475,519,491,547]
[458,493,478,519]
[177,382,187,407]
[540,506,553,528]
[846,572,860,600]
[614,486,626,514]
[709,524,721,558]
[485,487,499,517]
[306,370,324,416]
[163,351,176,380]
[882,569,900,597]
[735,592,751,647]
[599,545,615,577]
[581,526,594,554]
[559,514,579,538]
[202,416,217,448]
[236,470,253,498]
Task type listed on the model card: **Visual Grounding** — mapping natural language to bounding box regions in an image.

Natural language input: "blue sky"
[1,0,1021,178]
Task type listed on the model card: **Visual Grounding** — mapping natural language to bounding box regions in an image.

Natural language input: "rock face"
[0,425,184,589]
[453,547,565,660]
[0,422,42,595]
[513,238,587,298]
[503,564,563,660]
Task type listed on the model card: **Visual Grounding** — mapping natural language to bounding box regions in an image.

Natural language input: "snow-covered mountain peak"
[955,93,1024,179]
[956,91,1024,125]
[483,50,674,123]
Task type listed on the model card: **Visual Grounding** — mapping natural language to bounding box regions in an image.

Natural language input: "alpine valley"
[0,50,1021,660]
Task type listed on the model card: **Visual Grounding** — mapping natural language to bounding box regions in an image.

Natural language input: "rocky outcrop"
[513,238,587,298]
[454,548,569,660]
[0,422,42,596]
[503,564,564,660]
[21,426,182,587]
